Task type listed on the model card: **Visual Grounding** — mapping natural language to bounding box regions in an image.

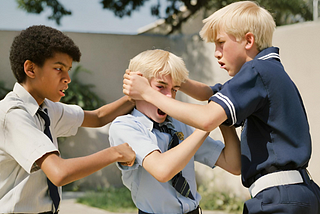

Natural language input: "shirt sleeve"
[109,116,160,170]
[175,121,224,168]
[194,136,224,168]
[3,108,58,173]
[209,63,268,126]
[47,101,84,137]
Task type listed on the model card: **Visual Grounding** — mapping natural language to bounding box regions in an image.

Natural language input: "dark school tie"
[153,122,195,200]
[37,108,60,213]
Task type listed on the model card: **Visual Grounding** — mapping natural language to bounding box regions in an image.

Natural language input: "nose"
[64,73,71,84]
[163,88,172,98]
[214,49,222,59]
[166,91,172,98]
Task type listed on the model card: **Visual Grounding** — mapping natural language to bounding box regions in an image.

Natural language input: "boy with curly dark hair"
[0,25,135,213]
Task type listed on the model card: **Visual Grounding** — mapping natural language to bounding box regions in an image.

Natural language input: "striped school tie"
[37,108,60,213]
[153,122,195,200]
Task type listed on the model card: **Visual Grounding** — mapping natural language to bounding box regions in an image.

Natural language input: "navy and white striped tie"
[37,108,60,213]
[153,122,195,200]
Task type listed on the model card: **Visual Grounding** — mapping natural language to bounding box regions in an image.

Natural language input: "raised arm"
[82,96,135,127]
[123,73,226,132]
[180,78,213,101]
[36,143,135,186]
[142,129,209,182]
[215,125,241,175]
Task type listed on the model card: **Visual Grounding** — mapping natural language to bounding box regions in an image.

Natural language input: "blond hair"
[128,49,189,86]
[199,1,275,51]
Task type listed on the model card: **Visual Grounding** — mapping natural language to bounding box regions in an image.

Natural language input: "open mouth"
[157,108,166,116]
[218,61,225,68]
[59,89,66,96]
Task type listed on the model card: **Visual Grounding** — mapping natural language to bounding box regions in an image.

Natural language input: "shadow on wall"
[170,33,230,104]
[172,34,216,86]
[59,124,124,191]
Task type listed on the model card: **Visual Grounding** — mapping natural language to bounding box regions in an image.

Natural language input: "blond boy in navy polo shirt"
[123,1,320,213]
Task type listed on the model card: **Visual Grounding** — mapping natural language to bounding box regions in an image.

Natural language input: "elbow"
[201,120,216,132]
[47,168,70,187]
[156,176,170,183]
[152,166,174,183]
[230,168,241,176]
[50,173,66,187]
[227,165,241,176]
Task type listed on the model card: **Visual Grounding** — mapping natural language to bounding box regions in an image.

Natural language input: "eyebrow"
[157,80,168,85]
[157,80,180,89]
[54,61,72,70]
[214,36,221,42]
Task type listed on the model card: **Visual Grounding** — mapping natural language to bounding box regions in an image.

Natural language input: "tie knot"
[153,122,174,135]
[37,108,50,127]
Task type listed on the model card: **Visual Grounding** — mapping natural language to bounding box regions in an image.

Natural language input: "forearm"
[82,96,135,127]
[217,125,241,175]
[143,88,226,131]
[38,144,135,186]
[180,79,213,101]
[143,129,209,182]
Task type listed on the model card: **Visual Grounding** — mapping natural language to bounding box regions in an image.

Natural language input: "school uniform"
[0,83,84,213]
[209,47,320,213]
[109,108,224,214]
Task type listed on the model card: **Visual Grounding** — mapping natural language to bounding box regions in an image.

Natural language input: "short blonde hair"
[128,49,189,86]
[199,1,275,51]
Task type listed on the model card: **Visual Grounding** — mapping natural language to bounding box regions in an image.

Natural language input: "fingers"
[123,79,130,96]
[124,69,143,77]
[119,158,135,167]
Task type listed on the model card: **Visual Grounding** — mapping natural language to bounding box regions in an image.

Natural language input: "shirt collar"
[131,108,175,132]
[256,46,280,61]
[13,82,40,116]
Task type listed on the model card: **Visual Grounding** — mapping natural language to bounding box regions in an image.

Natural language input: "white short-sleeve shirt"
[0,83,84,213]
[109,109,224,214]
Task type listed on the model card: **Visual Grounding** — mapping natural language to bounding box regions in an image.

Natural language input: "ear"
[244,32,255,50]
[24,60,36,79]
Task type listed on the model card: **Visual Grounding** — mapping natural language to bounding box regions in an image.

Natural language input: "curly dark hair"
[9,25,81,83]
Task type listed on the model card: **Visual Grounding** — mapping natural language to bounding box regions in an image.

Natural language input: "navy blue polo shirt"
[209,47,312,187]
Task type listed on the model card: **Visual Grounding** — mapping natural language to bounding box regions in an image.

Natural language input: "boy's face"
[30,52,72,105]
[136,74,180,123]
[214,29,248,77]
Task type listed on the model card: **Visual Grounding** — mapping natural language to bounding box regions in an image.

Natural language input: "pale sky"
[0,0,167,34]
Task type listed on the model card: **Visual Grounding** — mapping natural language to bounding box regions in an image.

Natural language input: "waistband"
[138,206,201,214]
[249,169,311,198]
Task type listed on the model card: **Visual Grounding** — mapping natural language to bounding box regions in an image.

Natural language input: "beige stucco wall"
[0,21,319,197]
[273,21,320,184]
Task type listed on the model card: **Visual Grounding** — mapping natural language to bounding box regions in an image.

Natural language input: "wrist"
[126,95,136,106]
[143,86,157,103]
[107,146,123,163]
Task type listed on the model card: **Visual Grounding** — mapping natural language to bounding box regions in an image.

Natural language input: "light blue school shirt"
[109,109,224,214]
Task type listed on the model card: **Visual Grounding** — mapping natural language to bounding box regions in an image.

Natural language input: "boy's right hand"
[113,143,136,167]
[123,69,150,101]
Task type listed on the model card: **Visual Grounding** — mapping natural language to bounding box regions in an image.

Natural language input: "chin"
[153,116,166,124]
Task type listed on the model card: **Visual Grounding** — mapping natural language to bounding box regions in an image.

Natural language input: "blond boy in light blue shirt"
[109,49,241,214]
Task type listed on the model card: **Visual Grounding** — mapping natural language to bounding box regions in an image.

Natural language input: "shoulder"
[0,92,31,125]
[110,114,144,132]
[44,99,83,118]
[0,92,25,113]
[112,114,137,126]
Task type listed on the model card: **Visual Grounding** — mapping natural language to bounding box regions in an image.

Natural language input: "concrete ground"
[59,192,229,214]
